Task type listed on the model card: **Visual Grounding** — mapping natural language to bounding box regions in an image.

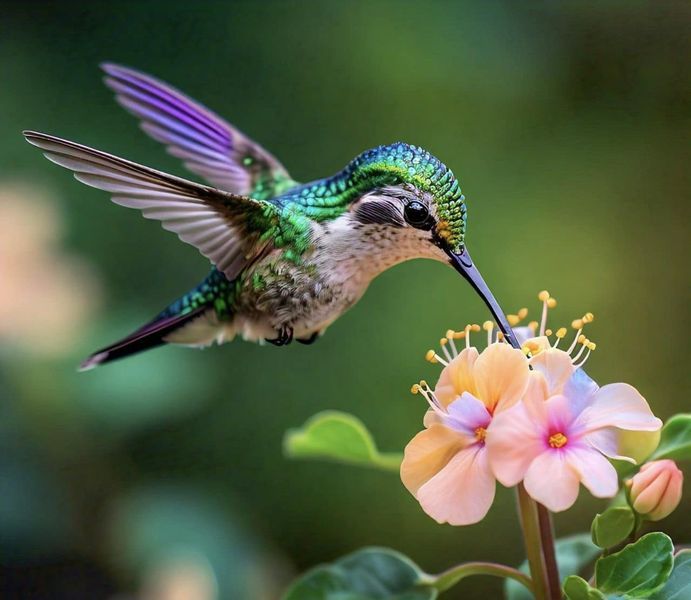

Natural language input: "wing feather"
[24,131,279,280]
[101,63,294,198]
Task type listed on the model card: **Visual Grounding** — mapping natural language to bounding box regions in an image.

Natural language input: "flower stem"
[429,561,533,593]
[517,484,549,600]
[536,502,561,599]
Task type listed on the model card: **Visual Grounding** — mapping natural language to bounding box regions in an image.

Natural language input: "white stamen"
[574,348,592,369]
[440,341,453,362]
[567,329,583,354]
[539,299,549,336]
[572,341,588,362]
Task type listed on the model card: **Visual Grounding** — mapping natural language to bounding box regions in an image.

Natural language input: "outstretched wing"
[101,62,295,199]
[24,131,280,280]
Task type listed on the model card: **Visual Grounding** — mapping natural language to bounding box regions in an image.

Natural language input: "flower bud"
[628,460,684,521]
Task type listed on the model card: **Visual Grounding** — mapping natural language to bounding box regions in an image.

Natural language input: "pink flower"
[401,336,530,525]
[628,460,684,521]
[487,354,662,512]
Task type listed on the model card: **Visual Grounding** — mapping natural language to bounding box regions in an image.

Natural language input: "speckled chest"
[231,218,421,336]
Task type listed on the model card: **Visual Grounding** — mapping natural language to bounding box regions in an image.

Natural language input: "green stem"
[429,561,533,593]
[517,484,550,600]
[536,502,561,600]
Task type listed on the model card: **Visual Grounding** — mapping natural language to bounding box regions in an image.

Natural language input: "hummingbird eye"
[403,200,431,229]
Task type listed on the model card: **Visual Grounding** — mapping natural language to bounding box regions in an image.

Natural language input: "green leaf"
[650,549,691,600]
[563,575,606,599]
[282,547,436,600]
[591,506,635,549]
[652,414,691,461]
[595,532,674,598]
[505,534,601,600]
[283,411,402,471]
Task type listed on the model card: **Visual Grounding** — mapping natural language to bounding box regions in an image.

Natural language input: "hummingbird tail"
[78,306,208,371]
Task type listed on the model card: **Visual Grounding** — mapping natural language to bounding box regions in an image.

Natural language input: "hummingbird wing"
[24,131,280,280]
[101,63,295,200]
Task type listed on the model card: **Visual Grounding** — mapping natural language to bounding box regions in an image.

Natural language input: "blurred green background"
[1,1,689,599]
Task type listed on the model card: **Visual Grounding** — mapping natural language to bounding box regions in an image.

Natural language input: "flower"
[486,292,662,512]
[401,326,530,525]
[0,182,101,357]
[628,460,684,521]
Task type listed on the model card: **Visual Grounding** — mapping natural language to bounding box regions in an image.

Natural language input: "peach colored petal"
[576,383,662,433]
[630,460,683,520]
[423,408,442,428]
[435,347,479,408]
[524,451,580,512]
[401,425,467,495]
[566,447,619,498]
[632,469,671,515]
[529,348,575,396]
[416,445,495,525]
[525,371,550,404]
[486,402,545,487]
[473,343,530,413]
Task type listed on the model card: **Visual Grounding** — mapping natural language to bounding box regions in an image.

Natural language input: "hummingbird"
[23,63,518,370]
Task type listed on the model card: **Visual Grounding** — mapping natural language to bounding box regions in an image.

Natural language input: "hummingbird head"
[343,142,519,346]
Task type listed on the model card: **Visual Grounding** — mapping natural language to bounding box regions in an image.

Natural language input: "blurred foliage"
[0,1,689,598]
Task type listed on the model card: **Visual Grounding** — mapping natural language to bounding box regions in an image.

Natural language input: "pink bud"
[629,460,684,521]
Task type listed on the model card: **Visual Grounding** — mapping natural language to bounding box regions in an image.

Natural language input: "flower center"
[474,427,487,442]
[548,432,568,448]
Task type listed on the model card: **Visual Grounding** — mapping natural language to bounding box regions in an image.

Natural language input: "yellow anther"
[470,324,481,332]
[583,312,595,323]
[547,298,557,308]
[587,342,597,351]
[410,384,421,394]
[474,427,487,442]
[454,330,466,339]
[507,314,520,326]
[538,290,550,302]
[548,433,568,448]
[446,329,456,339]
[528,320,539,330]
[518,307,529,319]
[425,350,437,363]
[419,380,428,388]
[572,319,583,329]
[497,332,505,341]
[522,345,532,356]
[578,335,587,344]
[556,327,567,338]
[545,328,553,336]
[440,337,448,346]
[483,321,494,331]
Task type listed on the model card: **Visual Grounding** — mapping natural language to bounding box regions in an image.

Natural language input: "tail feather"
[79,306,207,371]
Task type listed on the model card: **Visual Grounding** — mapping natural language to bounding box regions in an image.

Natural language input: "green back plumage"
[273,142,467,252]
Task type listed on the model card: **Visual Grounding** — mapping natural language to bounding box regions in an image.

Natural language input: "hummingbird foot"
[297,331,319,345]
[266,326,294,346]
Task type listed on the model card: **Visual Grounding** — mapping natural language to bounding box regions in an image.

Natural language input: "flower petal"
[524,451,580,512]
[565,446,619,498]
[445,392,492,434]
[486,402,545,487]
[583,428,636,464]
[529,348,575,396]
[416,445,495,525]
[473,343,530,413]
[576,383,662,434]
[434,347,479,408]
[401,425,467,495]
[524,370,550,404]
[513,326,538,345]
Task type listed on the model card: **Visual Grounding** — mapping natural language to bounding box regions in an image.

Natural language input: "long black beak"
[446,248,520,349]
